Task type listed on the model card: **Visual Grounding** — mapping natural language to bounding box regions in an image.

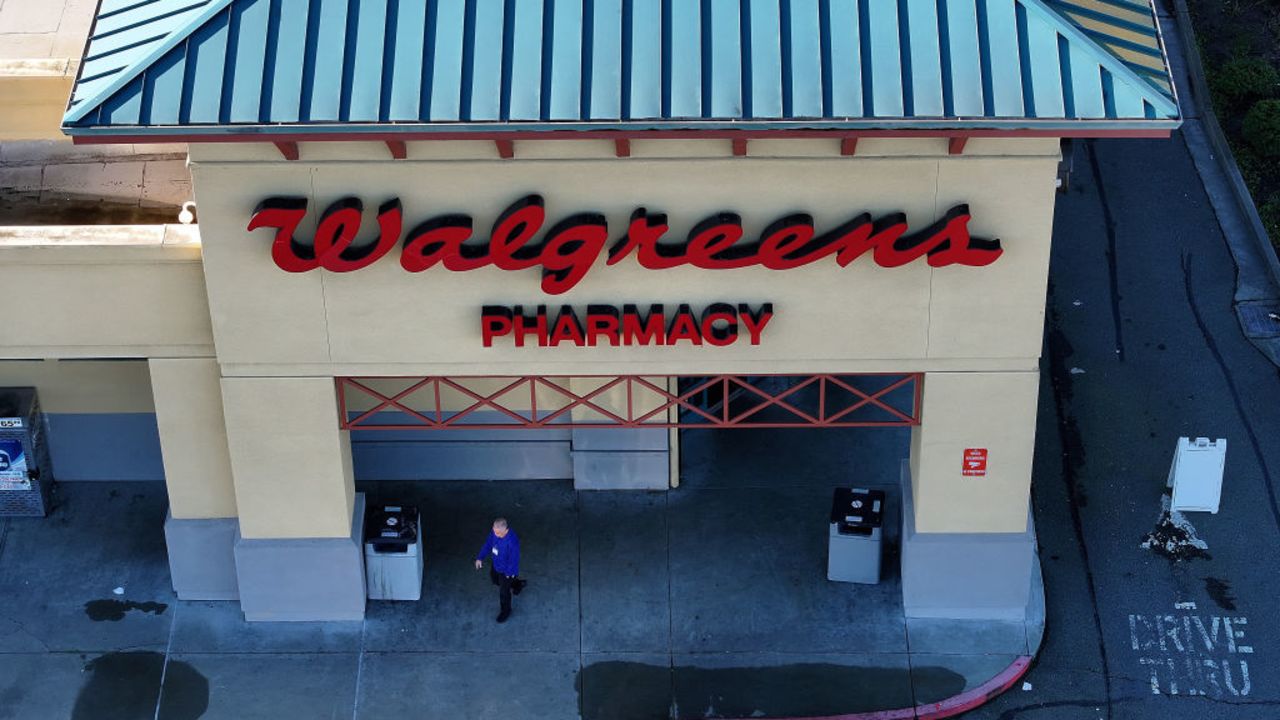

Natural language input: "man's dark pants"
[490,568,514,614]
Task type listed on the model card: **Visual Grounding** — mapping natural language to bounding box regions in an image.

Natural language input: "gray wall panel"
[352,441,573,481]
[45,413,165,481]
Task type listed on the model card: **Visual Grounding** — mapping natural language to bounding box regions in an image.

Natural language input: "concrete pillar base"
[164,512,240,601]
[900,462,1035,621]
[571,428,669,490]
[233,493,367,622]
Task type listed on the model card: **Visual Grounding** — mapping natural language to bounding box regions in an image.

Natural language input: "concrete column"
[221,377,354,538]
[221,377,365,621]
[151,359,237,518]
[901,371,1040,620]
[908,371,1039,533]
[149,358,239,600]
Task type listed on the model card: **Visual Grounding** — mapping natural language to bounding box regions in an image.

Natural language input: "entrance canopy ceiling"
[63,0,1178,139]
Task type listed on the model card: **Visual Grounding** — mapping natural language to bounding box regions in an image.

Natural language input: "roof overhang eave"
[61,116,1182,143]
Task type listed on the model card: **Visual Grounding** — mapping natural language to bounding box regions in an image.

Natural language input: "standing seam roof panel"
[103,76,144,124]
[547,0,584,120]
[787,0,824,118]
[145,50,186,124]
[506,0,544,120]
[306,0,349,121]
[1023,10,1064,117]
[983,0,1025,117]
[186,10,231,123]
[666,0,701,118]
[267,0,309,122]
[386,0,425,120]
[904,0,944,117]
[346,0,389,121]
[866,0,904,116]
[824,0,862,117]
[941,0,984,116]
[705,0,742,118]
[1066,46,1103,118]
[586,0,623,119]
[1110,74,1145,116]
[746,0,783,118]
[466,0,504,121]
[626,0,662,119]
[427,0,466,121]
[229,0,270,123]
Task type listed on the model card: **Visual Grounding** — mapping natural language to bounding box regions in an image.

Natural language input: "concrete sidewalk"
[0,426,1041,719]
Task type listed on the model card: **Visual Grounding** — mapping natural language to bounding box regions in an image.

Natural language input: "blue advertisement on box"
[0,438,30,491]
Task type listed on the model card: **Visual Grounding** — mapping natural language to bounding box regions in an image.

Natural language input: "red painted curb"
[723,654,1033,720]
[914,655,1032,720]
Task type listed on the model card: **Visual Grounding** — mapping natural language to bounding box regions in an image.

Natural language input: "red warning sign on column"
[963,448,988,477]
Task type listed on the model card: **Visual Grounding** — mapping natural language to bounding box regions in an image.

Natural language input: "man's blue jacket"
[477,530,520,577]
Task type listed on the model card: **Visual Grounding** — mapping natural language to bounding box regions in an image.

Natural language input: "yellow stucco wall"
[0,225,215,358]
[0,60,75,141]
[0,358,153,413]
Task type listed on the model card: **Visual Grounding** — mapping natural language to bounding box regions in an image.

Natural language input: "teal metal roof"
[63,0,1179,137]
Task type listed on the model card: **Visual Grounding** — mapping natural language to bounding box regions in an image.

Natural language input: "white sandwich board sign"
[1167,437,1227,514]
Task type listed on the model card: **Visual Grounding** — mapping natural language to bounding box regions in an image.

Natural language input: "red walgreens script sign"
[962,448,988,477]
[248,195,1003,295]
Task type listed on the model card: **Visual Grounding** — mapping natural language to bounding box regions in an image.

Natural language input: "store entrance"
[340,373,920,482]
[349,382,921,718]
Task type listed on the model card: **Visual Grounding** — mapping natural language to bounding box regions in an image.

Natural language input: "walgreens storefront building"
[21,0,1178,620]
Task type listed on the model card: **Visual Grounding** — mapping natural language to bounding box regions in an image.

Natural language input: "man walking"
[474,517,525,623]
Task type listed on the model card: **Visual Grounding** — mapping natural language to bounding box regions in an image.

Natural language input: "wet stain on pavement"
[72,651,207,720]
[1205,577,1238,611]
[577,661,965,720]
[1047,325,1088,509]
[1045,288,1113,715]
[84,600,168,622]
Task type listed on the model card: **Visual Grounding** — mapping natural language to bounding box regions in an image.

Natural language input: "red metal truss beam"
[336,374,922,430]
[727,374,823,425]
[629,375,727,425]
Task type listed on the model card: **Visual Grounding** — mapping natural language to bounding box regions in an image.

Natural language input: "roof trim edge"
[64,121,1179,143]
